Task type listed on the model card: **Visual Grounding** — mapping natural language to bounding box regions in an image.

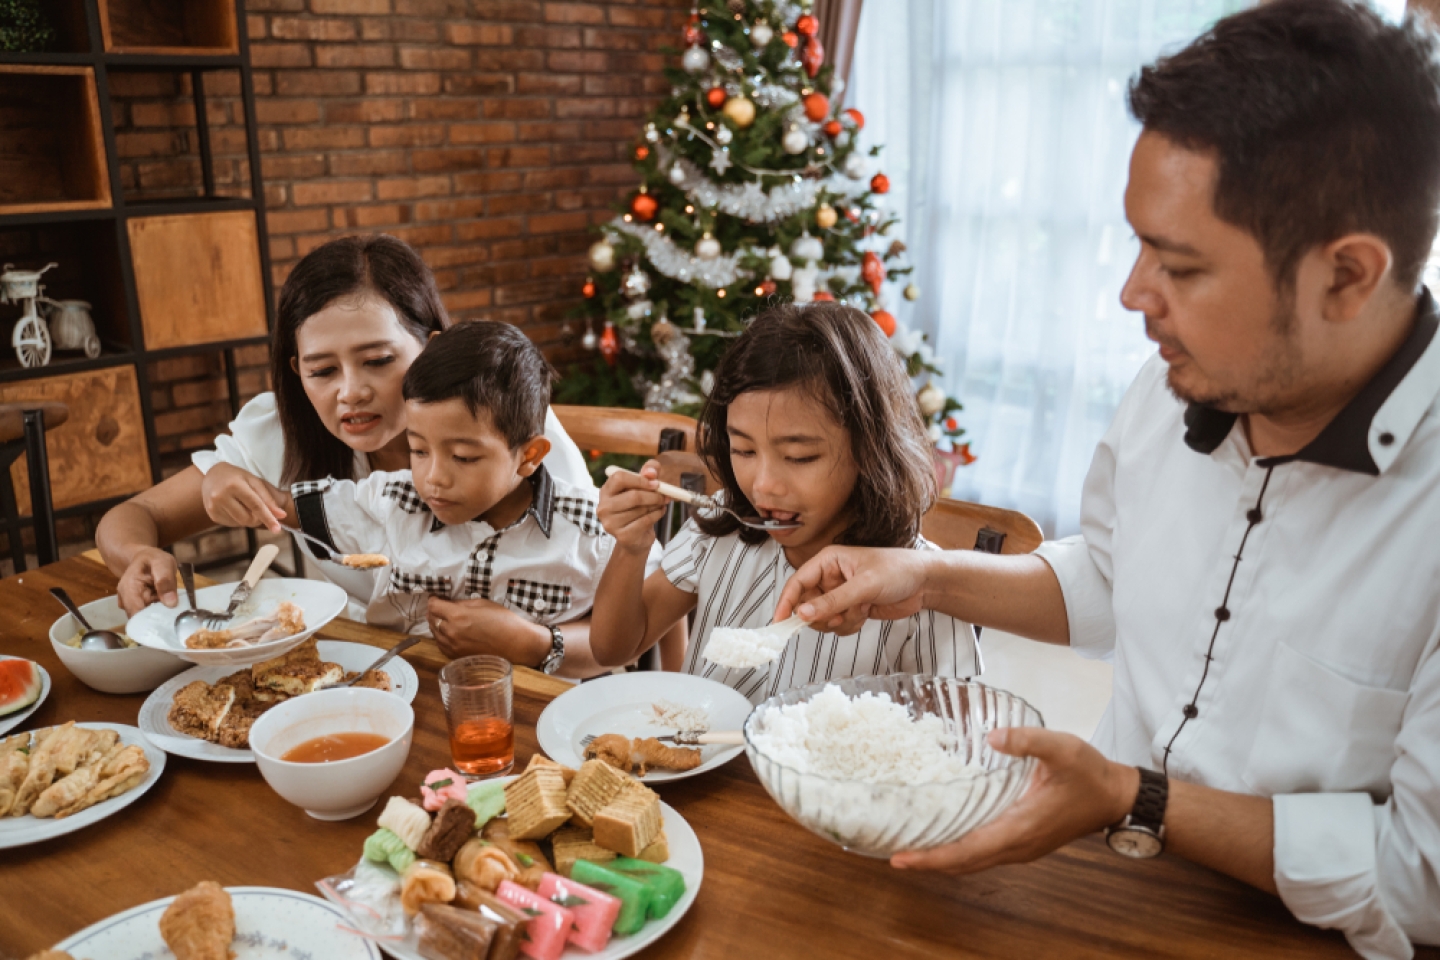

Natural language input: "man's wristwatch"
[537,624,565,675]
[1105,766,1168,859]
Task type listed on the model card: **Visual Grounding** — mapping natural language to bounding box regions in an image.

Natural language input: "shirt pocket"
[1241,639,1407,800]
[503,579,572,622]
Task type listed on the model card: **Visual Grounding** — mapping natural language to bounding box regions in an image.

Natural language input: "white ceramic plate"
[0,722,165,850]
[537,672,753,782]
[127,578,349,667]
[138,641,421,764]
[317,776,704,960]
[55,886,381,959]
[0,655,50,737]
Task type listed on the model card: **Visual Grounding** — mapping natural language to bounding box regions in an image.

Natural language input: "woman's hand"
[116,546,180,615]
[775,546,932,635]
[597,460,668,555]
[427,595,550,667]
[201,463,289,533]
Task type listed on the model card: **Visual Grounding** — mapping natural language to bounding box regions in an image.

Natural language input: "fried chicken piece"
[186,602,306,650]
[583,734,634,773]
[582,734,701,776]
[340,553,389,569]
[159,881,235,960]
[343,668,392,691]
[252,638,342,696]
[168,681,237,743]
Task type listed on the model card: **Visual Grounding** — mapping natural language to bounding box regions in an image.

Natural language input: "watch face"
[1107,828,1163,859]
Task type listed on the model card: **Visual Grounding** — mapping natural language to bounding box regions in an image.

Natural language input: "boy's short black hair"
[402,320,554,448]
[1128,0,1440,289]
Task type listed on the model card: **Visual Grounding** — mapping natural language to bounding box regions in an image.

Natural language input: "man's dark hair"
[1129,0,1440,289]
[402,320,554,449]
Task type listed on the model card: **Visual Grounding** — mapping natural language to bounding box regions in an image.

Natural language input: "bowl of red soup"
[249,687,414,820]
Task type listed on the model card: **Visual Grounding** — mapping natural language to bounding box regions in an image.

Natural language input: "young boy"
[280,321,628,675]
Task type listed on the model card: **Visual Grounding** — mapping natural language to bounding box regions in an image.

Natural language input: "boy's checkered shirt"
[290,464,645,637]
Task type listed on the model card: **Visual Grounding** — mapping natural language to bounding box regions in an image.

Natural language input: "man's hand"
[201,463,289,533]
[774,546,932,635]
[428,595,550,667]
[891,728,1138,874]
[116,546,180,615]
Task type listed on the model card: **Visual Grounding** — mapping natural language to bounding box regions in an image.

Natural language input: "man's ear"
[515,436,551,477]
[1319,232,1392,325]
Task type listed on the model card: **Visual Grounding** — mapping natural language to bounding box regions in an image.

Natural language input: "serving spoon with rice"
[604,466,802,531]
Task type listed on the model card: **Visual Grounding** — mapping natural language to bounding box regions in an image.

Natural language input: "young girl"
[592,302,977,703]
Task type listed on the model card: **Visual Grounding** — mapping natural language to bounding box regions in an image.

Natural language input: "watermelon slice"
[0,659,41,717]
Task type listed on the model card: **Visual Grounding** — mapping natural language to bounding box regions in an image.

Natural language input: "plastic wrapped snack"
[400,859,456,917]
[465,780,507,827]
[452,838,520,892]
[363,827,417,874]
[415,902,497,960]
[537,871,621,952]
[378,796,432,852]
[316,859,408,940]
[496,880,574,960]
[479,817,552,889]
[569,860,651,935]
[606,857,687,919]
[451,883,525,960]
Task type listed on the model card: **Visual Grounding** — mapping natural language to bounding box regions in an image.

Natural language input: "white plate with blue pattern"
[54,886,381,959]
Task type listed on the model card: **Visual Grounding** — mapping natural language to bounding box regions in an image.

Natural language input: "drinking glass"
[439,655,514,778]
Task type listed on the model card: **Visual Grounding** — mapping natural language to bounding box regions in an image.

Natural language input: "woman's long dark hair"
[274,235,450,484]
[695,302,937,547]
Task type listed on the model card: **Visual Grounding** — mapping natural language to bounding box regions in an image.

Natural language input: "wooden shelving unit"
[0,0,272,545]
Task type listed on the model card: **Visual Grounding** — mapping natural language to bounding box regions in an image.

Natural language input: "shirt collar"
[428,464,556,537]
[1183,287,1440,475]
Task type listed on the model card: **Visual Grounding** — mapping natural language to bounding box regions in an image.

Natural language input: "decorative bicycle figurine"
[0,262,101,367]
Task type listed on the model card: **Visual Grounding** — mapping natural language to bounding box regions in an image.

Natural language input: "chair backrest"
[552,405,697,458]
[922,497,1043,555]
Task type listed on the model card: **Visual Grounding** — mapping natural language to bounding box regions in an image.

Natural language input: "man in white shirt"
[776,2,1440,957]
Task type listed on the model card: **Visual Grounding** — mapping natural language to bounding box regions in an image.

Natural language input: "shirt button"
[1246,508,1263,524]
[1214,606,1230,621]
[533,599,547,612]
[1183,704,1199,719]
[1379,432,1395,446]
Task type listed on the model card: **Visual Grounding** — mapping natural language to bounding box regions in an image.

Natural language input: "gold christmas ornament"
[917,382,947,417]
[904,282,921,301]
[887,239,908,258]
[815,203,837,229]
[588,239,616,272]
[651,317,678,345]
[722,96,756,128]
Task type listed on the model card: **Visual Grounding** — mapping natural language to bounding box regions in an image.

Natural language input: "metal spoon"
[173,562,206,641]
[603,466,803,530]
[48,587,126,650]
[335,636,421,687]
[279,523,389,569]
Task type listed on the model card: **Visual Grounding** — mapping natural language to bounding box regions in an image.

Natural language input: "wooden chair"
[922,497,1044,555]
[0,402,69,572]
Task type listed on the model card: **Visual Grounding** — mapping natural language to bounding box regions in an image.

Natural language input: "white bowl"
[126,578,349,667]
[48,595,188,694]
[745,675,1043,858]
[249,688,414,821]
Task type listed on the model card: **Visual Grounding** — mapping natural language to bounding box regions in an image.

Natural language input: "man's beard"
[1159,297,1303,415]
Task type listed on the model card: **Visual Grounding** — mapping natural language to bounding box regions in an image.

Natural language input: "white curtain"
[850,0,1251,536]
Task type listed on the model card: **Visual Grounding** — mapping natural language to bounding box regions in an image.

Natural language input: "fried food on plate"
[583,734,702,776]
[159,880,235,960]
[340,553,389,569]
[185,602,306,650]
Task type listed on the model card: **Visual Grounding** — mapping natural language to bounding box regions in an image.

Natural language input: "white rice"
[649,699,709,732]
[703,626,789,669]
[750,684,981,784]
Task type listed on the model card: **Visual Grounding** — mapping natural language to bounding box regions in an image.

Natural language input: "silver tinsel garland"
[658,147,820,222]
[637,325,697,411]
[607,218,750,288]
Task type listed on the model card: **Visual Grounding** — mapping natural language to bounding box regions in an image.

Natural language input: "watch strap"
[1129,767,1168,833]
[539,624,564,674]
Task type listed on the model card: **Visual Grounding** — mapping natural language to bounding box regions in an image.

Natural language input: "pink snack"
[497,880,574,960]
[536,872,620,953]
[420,769,469,812]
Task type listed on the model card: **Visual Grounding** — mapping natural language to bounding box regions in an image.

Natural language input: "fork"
[603,466,802,530]
[204,544,280,629]
[580,730,744,748]
[335,636,421,687]
[279,523,387,569]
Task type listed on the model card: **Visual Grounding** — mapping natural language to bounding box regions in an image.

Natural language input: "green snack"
[466,780,506,827]
[571,859,650,935]
[608,856,686,919]
[363,828,417,873]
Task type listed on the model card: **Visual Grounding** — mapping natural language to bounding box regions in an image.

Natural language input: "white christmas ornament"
[904,282,921,301]
[917,382,946,417]
[843,153,868,179]
[709,148,733,174]
[790,231,824,263]
[714,125,733,145]
[700,369,716,396]
[782,125,809,155]
[621,266,651,298]
[682,45,710,74]
[581,325,597,350]
[696,233,721,260]
[644,122,660,143]
[768,250,793,281]
[588,239,616,272]
[791,262,820,302]
[751,23,774,47]
[668,163,686,185]
[626,299,653,320]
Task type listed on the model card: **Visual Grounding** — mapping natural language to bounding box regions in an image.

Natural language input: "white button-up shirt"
[1035,294,1440,959]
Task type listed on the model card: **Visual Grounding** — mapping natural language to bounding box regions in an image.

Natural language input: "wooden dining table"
[1,553,1425,959]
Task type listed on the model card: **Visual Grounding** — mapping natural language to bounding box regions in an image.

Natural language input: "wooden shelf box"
[98,0,239,56]
[0,67,112,217]
[128,208,267,351]
[0,365,152,516]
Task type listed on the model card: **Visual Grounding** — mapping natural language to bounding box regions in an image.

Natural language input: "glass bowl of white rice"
[744,675,1043,858]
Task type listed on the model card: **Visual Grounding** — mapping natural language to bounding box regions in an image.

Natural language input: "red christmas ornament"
[812,291,835,302]
[870,172,890,194]
[582,279,597,298]
[706,86,727,108]
[796,13,819,36]
[823,119,843,138]
[802,36,824,78]
[599,321,620,365]
[844,207,860,223]
[782,30,799,47]
[957,442,977,466]
[634,145,650,161]
[630,192,658,221]
[844,108,866,129]
[759,279,777,296]
[945,417,958,431]
[803,92,830,122]
[872,309,897,337]
[683,15,703,46]
[861,251,887,296]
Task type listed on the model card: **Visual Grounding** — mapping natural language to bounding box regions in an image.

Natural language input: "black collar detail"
[1182,288,1439,474]
[428,463,555,537]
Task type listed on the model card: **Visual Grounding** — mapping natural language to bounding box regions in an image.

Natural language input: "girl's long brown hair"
[695,302,937,547]
[273,235,451,484]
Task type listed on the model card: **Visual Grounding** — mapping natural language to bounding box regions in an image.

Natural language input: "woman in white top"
[96,234,601,674]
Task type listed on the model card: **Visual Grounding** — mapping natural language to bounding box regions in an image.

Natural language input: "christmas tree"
[559,0,972,463]
[0,0,54,52]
